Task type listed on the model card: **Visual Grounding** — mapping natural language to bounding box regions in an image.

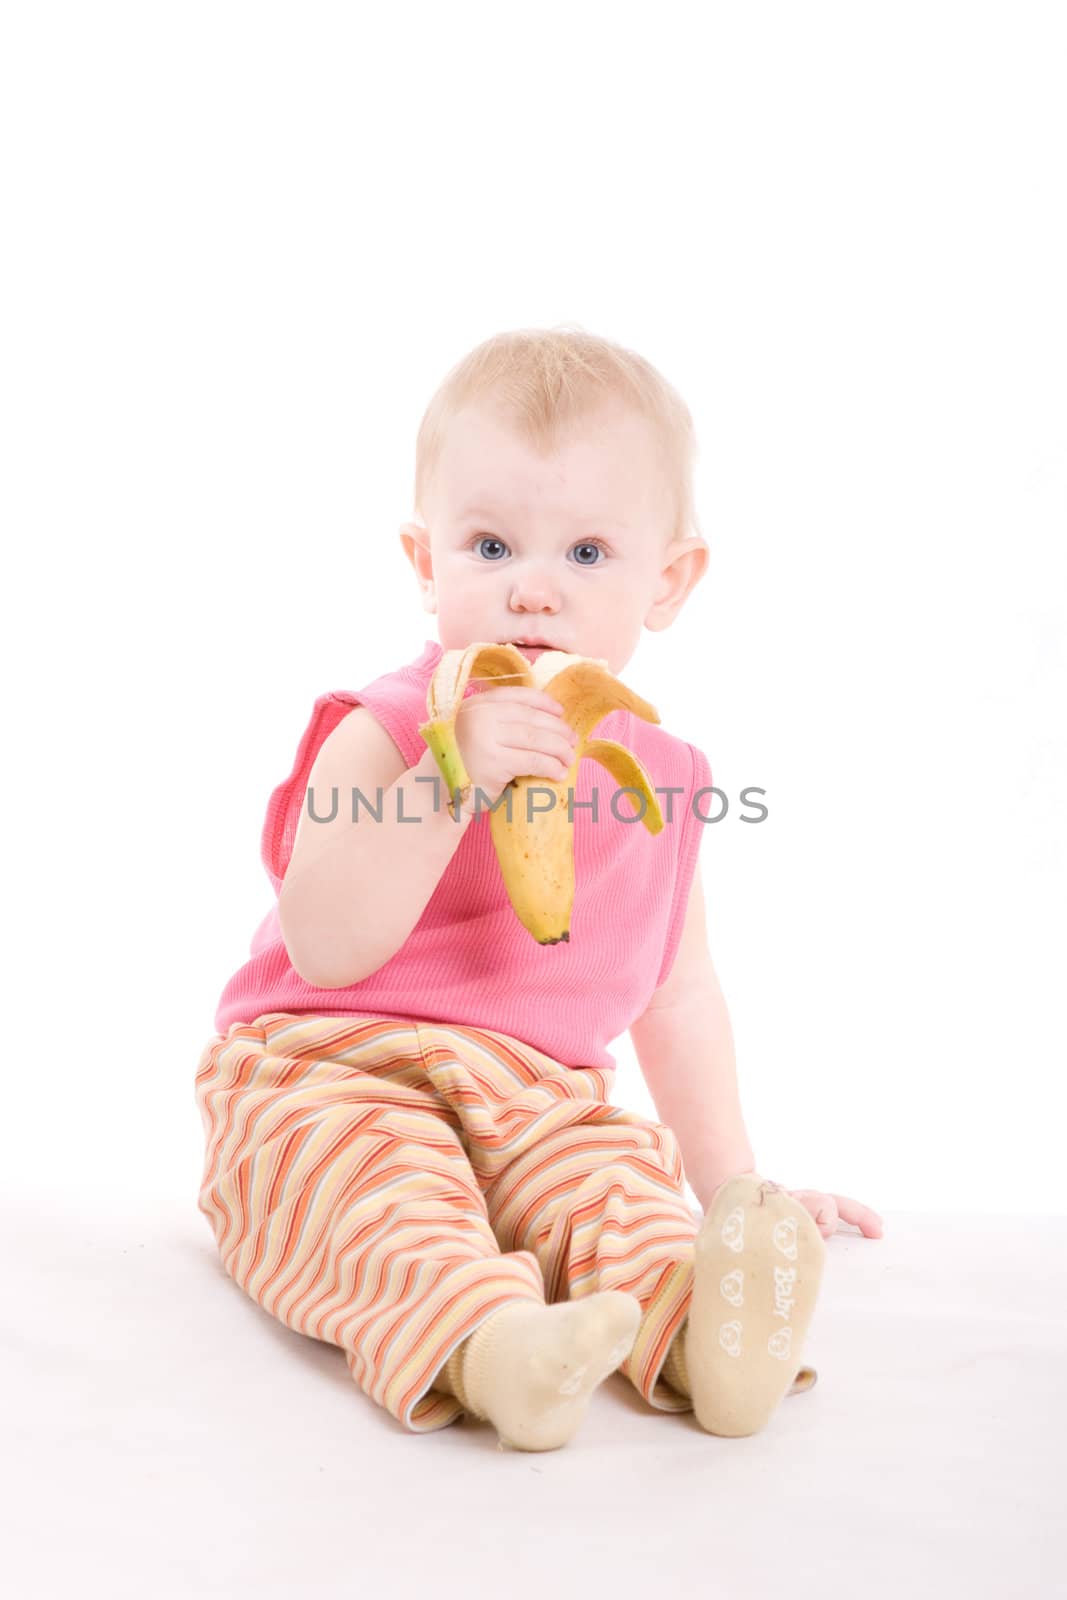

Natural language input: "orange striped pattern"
[195,1012,698,1432]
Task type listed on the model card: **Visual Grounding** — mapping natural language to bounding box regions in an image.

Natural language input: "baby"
[196,325,883,1452]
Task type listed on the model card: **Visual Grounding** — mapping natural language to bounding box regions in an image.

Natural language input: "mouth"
[506,638,557,657]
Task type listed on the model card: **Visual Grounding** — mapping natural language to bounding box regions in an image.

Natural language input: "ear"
[644,537,710,632]
[399,521,437,614]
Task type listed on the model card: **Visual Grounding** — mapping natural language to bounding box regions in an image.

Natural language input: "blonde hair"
[413,324,704,549]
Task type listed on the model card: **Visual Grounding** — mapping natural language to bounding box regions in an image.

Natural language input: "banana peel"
[418,642,665,943]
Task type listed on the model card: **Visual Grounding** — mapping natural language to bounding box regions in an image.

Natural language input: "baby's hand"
[454,685,580,806]
[787,1187,885,1240]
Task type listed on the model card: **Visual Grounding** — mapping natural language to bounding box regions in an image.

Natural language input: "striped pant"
[195,1013,699,1433]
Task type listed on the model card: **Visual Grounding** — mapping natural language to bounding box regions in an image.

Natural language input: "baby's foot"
[452,1291,642,1452]
[685,1174,826,1437]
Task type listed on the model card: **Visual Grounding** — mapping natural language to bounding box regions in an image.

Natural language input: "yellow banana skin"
[419,643,665,944]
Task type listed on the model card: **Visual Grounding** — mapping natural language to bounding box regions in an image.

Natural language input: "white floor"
[3,1198,1063,1599]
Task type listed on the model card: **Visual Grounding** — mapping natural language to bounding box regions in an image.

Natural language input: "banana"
[418,642,665,943]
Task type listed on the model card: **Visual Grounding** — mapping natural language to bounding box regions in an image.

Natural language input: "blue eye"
[471,536,608,565]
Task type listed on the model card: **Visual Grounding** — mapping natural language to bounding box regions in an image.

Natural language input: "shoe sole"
[686,1174,826,1436]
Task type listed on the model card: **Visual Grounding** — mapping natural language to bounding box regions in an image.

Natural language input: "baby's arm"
[629,866,756,1209]
[279,708,474,988]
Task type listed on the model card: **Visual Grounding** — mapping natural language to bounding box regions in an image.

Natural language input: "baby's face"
[402,398,696,676]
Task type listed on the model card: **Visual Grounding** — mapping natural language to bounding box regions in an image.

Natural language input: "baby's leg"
[471,1061,820,1429]
[196,1015,559,1435]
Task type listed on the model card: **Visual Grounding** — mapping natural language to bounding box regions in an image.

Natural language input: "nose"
[508,572,561,615]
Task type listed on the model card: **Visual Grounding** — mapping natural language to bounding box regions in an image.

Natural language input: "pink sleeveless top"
[214,640,713,1071]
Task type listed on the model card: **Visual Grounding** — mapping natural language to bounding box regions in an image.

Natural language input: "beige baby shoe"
[663,1173,826,1435]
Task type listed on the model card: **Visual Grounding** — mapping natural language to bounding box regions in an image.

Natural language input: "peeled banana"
[418,642,665,943]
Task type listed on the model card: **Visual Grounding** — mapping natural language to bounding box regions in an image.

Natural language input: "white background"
[3,1,1063,1220]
